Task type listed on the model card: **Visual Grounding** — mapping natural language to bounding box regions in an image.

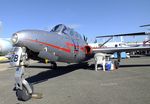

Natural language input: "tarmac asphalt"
[0,56,150,104]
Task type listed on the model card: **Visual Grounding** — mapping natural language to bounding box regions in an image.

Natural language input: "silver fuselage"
[12,29,88,63]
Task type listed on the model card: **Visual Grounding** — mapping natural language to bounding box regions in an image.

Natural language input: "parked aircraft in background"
[10,24,150,101]
[0,38,12,56]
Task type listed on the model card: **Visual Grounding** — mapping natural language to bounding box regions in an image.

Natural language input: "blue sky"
[0,0,150,42]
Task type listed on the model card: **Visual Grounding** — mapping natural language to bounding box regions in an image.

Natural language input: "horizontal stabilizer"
[140,24,150,27]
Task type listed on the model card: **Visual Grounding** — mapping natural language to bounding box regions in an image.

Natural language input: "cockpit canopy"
[50,24,82,40]
[50,24,67,33]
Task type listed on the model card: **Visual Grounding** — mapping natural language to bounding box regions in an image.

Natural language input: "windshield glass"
[51,24,64,32]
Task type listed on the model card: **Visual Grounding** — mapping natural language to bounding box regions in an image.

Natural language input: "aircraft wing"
[96,32,148,38]
[92,46,150,54]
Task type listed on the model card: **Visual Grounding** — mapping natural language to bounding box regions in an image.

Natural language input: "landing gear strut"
[10,47,33,101]
[113,52,121,69]
[114,60,119,69]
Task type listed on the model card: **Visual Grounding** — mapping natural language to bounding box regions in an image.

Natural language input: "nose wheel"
[16,84,33,101]
[14,66,33,101]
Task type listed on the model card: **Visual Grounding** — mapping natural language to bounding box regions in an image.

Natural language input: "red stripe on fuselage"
[27,39,85,53]
[65,42,85,52]
[27,39,71,53]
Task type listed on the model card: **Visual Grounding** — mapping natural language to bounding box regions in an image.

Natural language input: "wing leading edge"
[92,46,150,54]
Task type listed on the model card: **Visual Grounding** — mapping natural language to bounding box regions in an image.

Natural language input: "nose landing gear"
[10,47,33,101]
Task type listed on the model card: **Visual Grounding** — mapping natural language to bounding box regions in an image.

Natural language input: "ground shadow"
[86,63,150,70]
[26,62,150,85]
[26,63,90,85]
[0,61,10,64]
[120,64,150,68]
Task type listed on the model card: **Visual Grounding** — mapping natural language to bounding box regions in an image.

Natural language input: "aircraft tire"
[16,84,33,101]
[51,62,57,69]
[114,60,119,69]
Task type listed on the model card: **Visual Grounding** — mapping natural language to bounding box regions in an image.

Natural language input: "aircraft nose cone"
[11,33,18,45]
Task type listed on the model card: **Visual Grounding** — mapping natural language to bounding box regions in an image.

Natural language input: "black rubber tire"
[16,84,33,101]
[51,62,57,69]
[114,60,119,69]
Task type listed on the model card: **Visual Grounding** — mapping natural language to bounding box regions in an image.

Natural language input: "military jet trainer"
[10,24,150,101]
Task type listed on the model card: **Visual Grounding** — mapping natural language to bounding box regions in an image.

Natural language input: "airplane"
[0,38,12,56]
[0,38,12,62]
[10,24,150,101]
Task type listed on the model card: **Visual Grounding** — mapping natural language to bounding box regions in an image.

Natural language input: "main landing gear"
[10,47,33,101]
[113,60,119,69]
[113,52,121,69]
[44,59,57,69]
[50,61,57,69]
